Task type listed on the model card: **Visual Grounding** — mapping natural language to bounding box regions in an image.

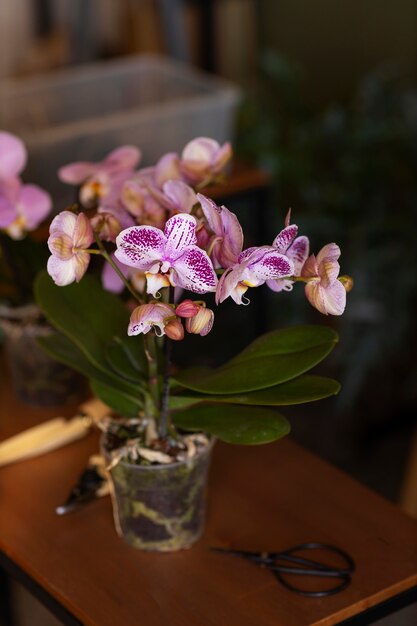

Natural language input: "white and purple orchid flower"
[59,146,141,208]
[128,302,175,337]
[301,243,346,316]
[197,193,243,269]
[267,218,309,293]
[47,211,93,286]
[217,245,294,305]
[0,131,52,239]
[115,213,218,297]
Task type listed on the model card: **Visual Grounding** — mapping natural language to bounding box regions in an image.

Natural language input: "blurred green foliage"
[238,52,417,416]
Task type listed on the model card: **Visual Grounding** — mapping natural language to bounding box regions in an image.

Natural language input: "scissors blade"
[56,455,109,515]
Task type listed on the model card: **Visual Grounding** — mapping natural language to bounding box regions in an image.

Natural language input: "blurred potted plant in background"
[238,54,417,431]
[0,130,83,405]
[36,136,351,551]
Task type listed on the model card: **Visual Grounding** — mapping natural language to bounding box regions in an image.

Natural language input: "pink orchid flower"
[58,146,141,208]
[197,193,243,268]
[147,179,197,215]
[301,243,346,316]
[47,211,93,286]
[267,221,309,293]
[180,137,232,184]
[0,177,52,239]
[128,302,175,337]
[217,245,294,305]
[115,213,218,297]
[0,131,27,180]
[121,179,167,228]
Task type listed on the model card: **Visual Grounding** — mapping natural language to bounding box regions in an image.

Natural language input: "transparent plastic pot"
[0,304,84,406]
[102,436,214,552]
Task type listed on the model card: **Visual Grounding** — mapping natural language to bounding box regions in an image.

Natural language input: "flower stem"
[159,286,174,439]
[143,331,160,423]
[93,234,143,303]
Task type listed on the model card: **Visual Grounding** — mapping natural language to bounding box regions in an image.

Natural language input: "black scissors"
[211,542,355,597]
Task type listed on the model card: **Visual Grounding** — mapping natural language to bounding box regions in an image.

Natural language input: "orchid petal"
[128,302,172,336]
[145,272,171,297]
[58,162,97,184]
[101,253,128,293]
[250,250,294,281]
[217,205,244,267]
[170,246,217,293]
[212,141,232,171]
[301,254,319,279]
[49,210,78,238]
[182,137,219,162]
[322,280,346,315]
[164,214,197,259]
[48,233,74,260]
[0,131,27,179]
[0,195,16,228]
[115,225,166,269]
[216,265,248,304]
[154,152,181,187]
[47,255,78,286]
[105,146,141,171]
[305,281,327,315]
[272,224,298,253]
[163,180,197,213]
[18,184,52,229]
[197,193,222,235]
[266,278,294,293]
[316,243,341,266]
[73,212,94,249]
[319,260,340,287]
[288,235,309,275]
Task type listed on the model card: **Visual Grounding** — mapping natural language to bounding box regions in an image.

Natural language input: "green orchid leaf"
[105,337,146,383]
[90,379,142,418]
[230,325,339,363]
[37,333,144,402]
[170,375,341,409]
[173,404,290,445]
[35,270,130,373]
[173,341,336,394]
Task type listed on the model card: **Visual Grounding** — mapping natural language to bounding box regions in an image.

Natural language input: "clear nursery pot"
[101,433,215,552]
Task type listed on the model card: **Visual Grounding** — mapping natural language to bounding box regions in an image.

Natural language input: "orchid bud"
[339,275,354,292]
[185,305,214,336]
[164,319,184,341]
[175,299,200,318]
[90,211,121,242]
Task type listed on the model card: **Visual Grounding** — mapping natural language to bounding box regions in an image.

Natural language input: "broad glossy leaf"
[170,375,340,409]
[105,337,146,383]
[35,271,130,373]
[37,333,144,403]
[91,379,142,417]
[173,342,336,394]
[230,325,338,363]
[173,404,290,444]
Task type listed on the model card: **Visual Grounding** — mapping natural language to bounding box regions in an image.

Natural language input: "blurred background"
[1,1,417,624]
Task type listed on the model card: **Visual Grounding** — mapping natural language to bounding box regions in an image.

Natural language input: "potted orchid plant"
[35,137,351,551]
[0,130,83,405]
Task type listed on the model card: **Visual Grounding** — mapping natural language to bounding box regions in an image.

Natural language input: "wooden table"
[1,382,417,626]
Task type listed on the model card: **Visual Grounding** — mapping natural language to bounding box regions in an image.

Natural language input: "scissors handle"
[211,542,355,597]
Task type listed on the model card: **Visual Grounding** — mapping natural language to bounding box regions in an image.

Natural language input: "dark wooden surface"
[1,375,417,626]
